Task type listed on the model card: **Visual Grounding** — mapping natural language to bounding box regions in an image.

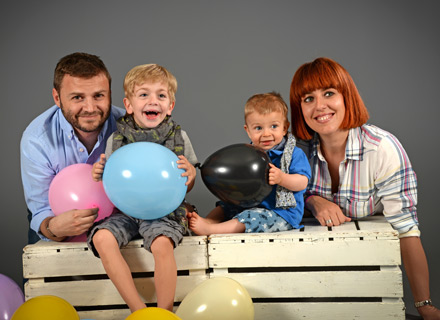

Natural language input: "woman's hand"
[307,195,351,226]
[418,304,440,319]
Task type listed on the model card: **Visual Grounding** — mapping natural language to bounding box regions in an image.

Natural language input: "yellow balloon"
[125,307,182,320]
[176,277,254,320]
[11,295,79,320]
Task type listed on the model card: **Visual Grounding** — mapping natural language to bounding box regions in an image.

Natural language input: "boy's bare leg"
[188,206,226,235]
[93,229,146,312]
[151,236,176,311]
[203,206,226,223]
[191,217,245,236]
[187,206,224,223]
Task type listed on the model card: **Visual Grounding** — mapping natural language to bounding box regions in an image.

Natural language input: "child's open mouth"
[144,111,159,120]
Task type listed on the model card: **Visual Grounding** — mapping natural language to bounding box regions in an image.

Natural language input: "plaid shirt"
[303,124,419,237]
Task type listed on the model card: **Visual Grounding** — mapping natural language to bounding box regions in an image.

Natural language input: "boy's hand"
[177,155,196,188]
[92,154,106,181]
[268,163,283,185]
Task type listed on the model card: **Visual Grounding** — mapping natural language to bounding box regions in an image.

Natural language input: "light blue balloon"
[102,142,187,220]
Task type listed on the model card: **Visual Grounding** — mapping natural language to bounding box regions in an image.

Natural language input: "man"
[21,52,125,243]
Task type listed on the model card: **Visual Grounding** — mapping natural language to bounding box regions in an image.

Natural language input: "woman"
[290,57,439,319]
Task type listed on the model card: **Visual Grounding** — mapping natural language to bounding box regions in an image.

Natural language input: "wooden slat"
[208,215,396,245]
[78,306,183,320]
[77,301,405,320]
[208,238,400,268]
[25,274,209,306]
[357,215,400,241]
[78,309,130,320]
[23,236,208,278]
[357,215,394,231]
[209,269,403,298]
[253,301,405,320]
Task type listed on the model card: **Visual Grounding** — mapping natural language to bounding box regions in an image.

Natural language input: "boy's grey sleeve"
[182,130,198,166]
[105,134,114,160]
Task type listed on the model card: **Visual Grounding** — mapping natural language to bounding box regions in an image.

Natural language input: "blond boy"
[88,64,197,312]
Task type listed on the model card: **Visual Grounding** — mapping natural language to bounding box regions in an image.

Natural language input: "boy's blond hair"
[245,91,290,128]
[123,64,177,102]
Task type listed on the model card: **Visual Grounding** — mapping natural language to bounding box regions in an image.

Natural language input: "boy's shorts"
[87,211,186,257]
[219,201,293,233]
[234,208,293,233]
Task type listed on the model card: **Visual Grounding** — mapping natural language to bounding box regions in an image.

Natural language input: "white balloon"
[176,277,254,320]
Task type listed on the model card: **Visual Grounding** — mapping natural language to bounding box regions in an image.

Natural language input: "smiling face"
[123,81,175,129]
[53,73,111,134]
[244,110,288,150]
[300,88,347,138]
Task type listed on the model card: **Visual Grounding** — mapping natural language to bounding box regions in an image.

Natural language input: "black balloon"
[200,143,272,208]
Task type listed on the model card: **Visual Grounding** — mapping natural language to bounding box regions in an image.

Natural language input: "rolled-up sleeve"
[375,135,419,237]
[20,131,56,240]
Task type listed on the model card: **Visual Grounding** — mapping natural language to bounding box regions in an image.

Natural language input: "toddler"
[188,92,310,235]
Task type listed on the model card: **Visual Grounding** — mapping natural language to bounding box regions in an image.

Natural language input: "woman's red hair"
[290,57,369,140]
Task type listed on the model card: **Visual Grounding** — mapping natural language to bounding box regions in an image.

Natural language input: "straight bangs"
[291,60,344,108]
[290,60,344,140]
[290,57,369,140]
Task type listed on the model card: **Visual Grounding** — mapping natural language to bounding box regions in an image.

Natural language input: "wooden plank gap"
[252,297,383,303]
[75,304,129,312]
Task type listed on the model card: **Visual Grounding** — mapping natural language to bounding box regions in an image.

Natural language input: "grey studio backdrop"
[1,0,438,316]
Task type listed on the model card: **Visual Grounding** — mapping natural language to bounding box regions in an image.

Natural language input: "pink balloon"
[68,233,88,242]
[49,164,114,222]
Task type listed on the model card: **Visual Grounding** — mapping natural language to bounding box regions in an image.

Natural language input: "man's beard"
[60,101,111,133]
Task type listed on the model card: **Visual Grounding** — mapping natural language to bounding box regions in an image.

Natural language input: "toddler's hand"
[268,163,283,185]
[92,154,106,181]
[177,155,196,186]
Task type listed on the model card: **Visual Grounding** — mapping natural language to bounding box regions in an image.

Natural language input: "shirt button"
[79,148,84,152]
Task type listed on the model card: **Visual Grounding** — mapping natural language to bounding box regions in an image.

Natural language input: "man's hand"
[42,208,98,241]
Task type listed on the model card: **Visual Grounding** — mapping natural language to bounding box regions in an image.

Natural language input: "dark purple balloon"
[0,274,24,320]
[200,143,272,207]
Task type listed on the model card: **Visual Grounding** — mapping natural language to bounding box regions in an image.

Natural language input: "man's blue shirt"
[20,105,125,239]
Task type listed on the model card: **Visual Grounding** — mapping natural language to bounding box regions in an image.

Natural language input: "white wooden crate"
[23,215,404,320]
[208,215,405,320]
[23,236,208,320]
